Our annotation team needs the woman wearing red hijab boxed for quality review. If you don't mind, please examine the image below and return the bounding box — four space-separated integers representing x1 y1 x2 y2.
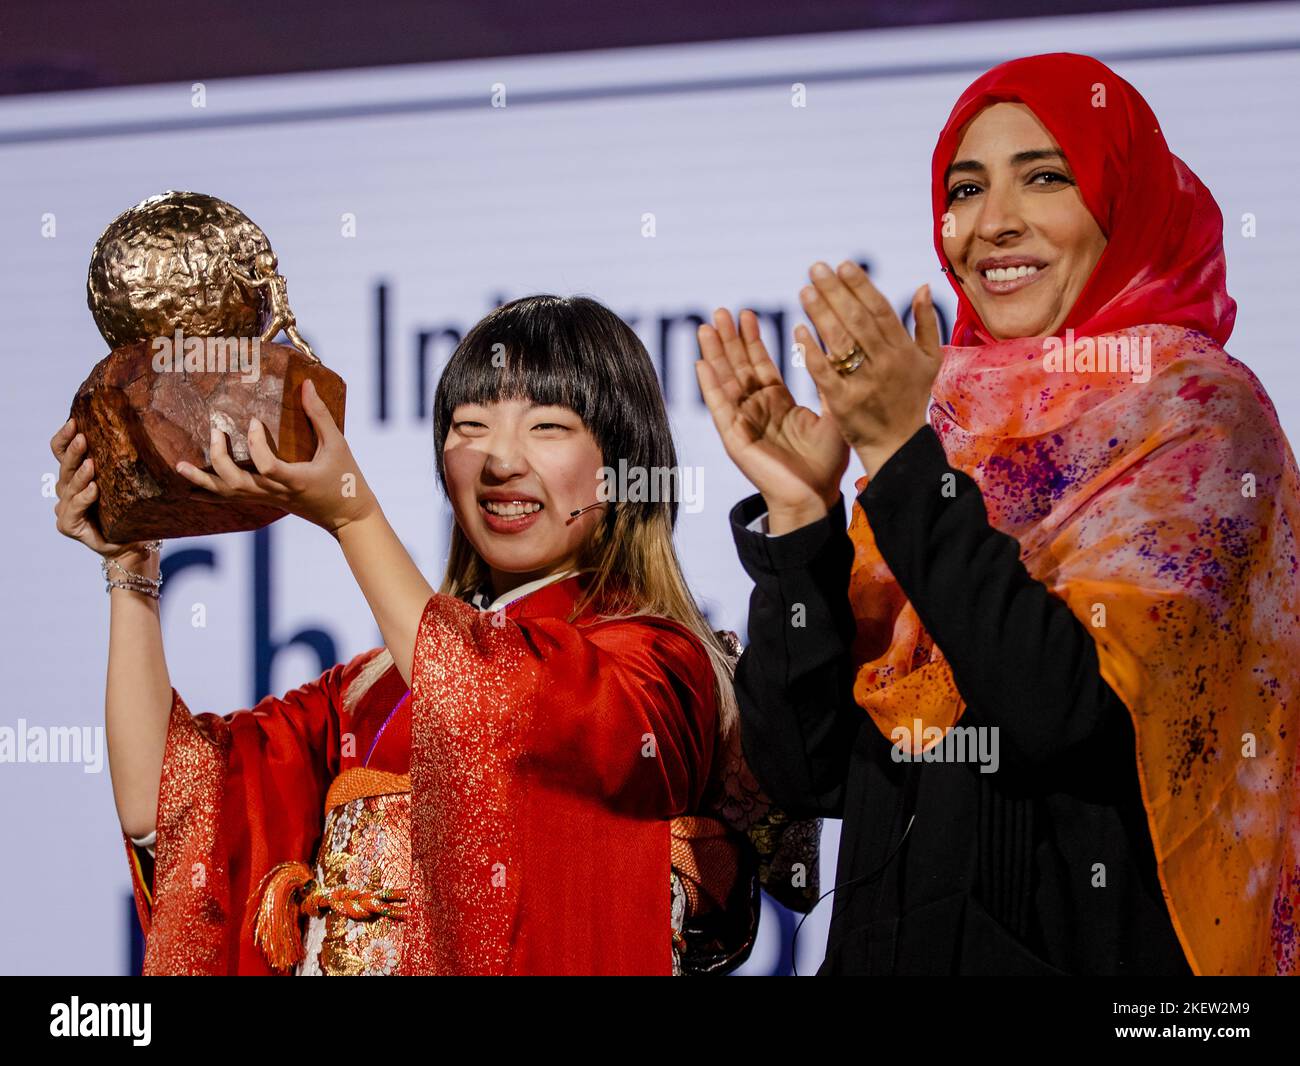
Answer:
698 53 1300 975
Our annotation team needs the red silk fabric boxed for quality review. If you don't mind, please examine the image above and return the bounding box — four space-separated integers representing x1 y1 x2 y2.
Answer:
124 575 717 975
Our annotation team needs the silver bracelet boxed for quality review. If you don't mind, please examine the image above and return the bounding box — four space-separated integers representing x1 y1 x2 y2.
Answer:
102 542 164 598
105 579 160 599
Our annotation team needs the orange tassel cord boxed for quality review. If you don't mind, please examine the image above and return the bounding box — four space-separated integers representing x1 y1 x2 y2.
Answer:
251 860 408 972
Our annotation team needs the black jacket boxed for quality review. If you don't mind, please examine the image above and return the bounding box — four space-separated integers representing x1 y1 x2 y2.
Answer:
730 425 1191 975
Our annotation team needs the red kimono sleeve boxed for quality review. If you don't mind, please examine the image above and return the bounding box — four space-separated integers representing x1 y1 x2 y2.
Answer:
406 594 717 974
514 614 717 814
122 647 385 975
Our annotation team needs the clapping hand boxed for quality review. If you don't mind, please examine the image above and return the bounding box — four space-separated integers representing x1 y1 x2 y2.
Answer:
796 260 943 477
696 308 849 534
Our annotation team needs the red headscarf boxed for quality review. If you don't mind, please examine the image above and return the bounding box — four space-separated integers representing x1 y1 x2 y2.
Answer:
929 52 1237 347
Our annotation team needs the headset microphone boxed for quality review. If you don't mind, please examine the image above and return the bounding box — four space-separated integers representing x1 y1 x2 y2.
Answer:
566 501 609 524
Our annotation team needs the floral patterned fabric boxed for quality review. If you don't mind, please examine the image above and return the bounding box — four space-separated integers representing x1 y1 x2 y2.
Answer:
296 790 410 976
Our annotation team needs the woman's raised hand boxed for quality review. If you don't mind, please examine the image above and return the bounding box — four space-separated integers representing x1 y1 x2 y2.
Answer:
51 418 140 559
174 378 376 536
797 260 943 477
696 308 849 532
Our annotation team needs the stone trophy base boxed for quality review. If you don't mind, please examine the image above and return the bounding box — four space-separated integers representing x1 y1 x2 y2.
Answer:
70 339 346 543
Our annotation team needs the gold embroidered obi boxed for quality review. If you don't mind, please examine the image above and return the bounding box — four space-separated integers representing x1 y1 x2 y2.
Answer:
296 768 412 976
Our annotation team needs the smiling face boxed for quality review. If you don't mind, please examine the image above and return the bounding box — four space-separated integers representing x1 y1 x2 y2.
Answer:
442 397 607 598
941 102 1107 340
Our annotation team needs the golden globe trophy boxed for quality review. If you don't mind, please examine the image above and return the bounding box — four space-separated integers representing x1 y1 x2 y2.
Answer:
71 190 346 542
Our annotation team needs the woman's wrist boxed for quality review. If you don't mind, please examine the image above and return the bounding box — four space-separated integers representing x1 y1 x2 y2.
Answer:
105 541 160 567
102 542 162 596
765 488 839 535
322 471 382 537
329 491 382 539
854 423 927 479
114 554 161 580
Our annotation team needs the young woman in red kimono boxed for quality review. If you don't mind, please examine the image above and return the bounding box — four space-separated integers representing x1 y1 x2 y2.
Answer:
53 294 818 975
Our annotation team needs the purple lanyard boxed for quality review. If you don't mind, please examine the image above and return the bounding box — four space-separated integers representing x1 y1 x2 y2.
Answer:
363 689 410 768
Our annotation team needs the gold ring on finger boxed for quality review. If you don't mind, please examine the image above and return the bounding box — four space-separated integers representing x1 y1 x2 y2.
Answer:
830 344 866 376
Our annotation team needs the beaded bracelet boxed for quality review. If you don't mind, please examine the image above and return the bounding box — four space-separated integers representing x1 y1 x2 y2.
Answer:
102 540 164 599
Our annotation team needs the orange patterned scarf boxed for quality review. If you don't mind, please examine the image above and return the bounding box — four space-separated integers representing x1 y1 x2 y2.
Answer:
848 323 1300 975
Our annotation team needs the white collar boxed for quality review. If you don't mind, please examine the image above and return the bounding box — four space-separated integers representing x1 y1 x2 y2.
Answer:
472 569 580 613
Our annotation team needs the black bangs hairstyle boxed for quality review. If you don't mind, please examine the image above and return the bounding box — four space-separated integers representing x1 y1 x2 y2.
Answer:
429 293 740 738
433 293 680 527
